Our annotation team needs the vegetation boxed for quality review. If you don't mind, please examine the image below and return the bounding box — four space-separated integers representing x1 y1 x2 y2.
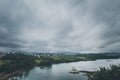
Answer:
0 52 120 78
0 54 36 75
76 53 120 60
89 65 120 80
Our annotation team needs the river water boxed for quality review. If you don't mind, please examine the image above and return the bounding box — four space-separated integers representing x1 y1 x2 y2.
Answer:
9 58 120 80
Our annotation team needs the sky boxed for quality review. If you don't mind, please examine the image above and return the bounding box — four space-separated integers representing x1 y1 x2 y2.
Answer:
0 0 120 53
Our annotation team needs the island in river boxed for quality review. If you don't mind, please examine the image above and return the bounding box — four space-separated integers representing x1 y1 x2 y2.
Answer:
0 52 120 80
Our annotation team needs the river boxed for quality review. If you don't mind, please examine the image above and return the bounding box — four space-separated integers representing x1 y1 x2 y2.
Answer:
9 58 120 80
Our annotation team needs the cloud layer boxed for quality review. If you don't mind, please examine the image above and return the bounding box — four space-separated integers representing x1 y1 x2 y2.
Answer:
0 0 120 53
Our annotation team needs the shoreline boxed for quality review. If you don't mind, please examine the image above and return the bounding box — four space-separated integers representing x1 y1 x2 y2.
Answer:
0 58 119 80
0 70 23 80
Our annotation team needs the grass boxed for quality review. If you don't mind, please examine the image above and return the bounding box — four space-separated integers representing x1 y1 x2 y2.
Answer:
35 59 41 64
0 60 12 66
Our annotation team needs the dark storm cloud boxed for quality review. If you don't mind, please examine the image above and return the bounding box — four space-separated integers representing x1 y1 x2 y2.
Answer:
0 0 120 53
0 0 29 50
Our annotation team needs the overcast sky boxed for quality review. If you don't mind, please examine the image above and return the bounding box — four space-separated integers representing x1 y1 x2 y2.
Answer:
0 0 120 53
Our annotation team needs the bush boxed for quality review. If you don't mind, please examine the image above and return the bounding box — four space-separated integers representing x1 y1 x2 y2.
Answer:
89 65 120 80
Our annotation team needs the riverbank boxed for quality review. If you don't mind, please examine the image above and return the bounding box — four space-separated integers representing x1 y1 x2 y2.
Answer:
0 53 120 79
1 58 120 80
0 70 23 80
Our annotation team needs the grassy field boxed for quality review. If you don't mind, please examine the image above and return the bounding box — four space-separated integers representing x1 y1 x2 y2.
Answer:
0 60 12 66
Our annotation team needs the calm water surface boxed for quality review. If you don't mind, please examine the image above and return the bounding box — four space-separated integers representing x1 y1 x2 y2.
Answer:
9 58 120 80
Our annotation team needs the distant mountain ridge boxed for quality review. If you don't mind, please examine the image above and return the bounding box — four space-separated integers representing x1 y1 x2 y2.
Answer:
0 50 120 55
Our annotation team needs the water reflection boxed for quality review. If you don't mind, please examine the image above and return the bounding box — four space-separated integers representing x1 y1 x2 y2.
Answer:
9 69 31 80
9 59 120 80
